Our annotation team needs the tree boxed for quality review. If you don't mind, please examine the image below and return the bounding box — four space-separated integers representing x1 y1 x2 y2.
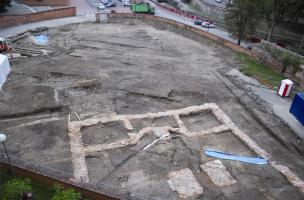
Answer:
224 0 265 46
265 0 304 42
299 33 304 50
286 0 304 23
265 0 289 41
286 0 304 50
0 0 11 13
282 53 293 73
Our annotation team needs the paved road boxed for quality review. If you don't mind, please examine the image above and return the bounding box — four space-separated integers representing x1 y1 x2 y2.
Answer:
0 1 34 15
86 0 123 9
67 0 100 20
153 4 252 48
83 0 131 15
203 0 230 9
69 0 93 10
0 16 91 38
86 0 102 7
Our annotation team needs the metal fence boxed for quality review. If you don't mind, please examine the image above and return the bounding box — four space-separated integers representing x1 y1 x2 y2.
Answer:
0 153 154 200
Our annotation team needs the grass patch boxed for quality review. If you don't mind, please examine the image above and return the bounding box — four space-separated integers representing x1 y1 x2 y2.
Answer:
238 53 286 88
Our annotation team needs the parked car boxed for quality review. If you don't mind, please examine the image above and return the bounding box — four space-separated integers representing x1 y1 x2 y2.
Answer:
106 2 116 7
122 1 131 6
194 20 203 25
101 0 111 5
98 3 105 10
202 22 215 28
247 36 261 43
276 42 285 48
215 0 222 3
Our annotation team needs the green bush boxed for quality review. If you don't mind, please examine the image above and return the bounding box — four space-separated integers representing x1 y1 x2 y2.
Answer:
282 53 293 73
263 43 282 59
0 168 13 186
1 178 32 200
282 53 302 75
52 184 81 200
290 58 302 76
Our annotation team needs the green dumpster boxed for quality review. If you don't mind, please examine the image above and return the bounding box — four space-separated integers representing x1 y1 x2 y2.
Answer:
131 3 155 14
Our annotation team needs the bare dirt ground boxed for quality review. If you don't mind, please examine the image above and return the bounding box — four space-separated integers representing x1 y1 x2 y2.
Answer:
1 20 304 199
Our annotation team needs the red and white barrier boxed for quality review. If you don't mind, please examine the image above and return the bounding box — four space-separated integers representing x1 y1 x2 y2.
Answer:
150 0 202 22
278 79 293 97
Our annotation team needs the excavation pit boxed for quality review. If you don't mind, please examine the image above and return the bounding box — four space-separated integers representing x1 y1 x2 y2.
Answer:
0 20 303 200
180 111 221 132
82 121 129 146
131 116 178 132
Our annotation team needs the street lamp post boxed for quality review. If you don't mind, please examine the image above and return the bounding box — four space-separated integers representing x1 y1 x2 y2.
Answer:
0 133 15 176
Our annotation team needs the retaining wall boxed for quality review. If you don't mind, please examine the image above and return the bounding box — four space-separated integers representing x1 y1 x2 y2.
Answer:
252 40 304 87
0 155 133 200
0 7 76 29
105 13 249 55
0 162 115 200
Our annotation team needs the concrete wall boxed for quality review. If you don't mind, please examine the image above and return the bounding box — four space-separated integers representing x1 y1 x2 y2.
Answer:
20 0 70 6
259 40 304 60
0 7 76 29
252 40 304 87
0 160 123 200
191 0 226 20
105 13 249 55
105 14 303 87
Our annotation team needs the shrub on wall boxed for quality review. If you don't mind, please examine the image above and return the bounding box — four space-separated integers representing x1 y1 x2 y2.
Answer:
0 169 13 186
1 178 32 200
282 53 303 75
52 184 82 200
282 53 293 73
290 58 302 76
263 43 282 59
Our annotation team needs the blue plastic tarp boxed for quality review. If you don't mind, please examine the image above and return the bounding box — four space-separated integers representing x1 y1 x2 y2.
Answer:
33 35 48 45
204 149 268 165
